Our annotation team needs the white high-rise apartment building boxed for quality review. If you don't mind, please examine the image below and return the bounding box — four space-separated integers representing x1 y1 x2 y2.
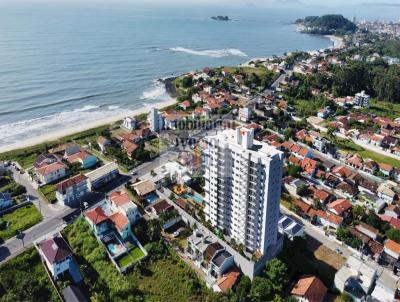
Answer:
149 108 163 132
204 127 283 255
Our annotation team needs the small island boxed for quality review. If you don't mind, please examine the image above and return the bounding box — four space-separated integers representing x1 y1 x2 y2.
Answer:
295 14 357 35
211 16 231 21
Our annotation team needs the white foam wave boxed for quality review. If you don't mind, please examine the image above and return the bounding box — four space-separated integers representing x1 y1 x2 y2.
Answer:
73 105 100 112
108 105 120 110
0 106 126 148
140 81 171 101
169 47 248 58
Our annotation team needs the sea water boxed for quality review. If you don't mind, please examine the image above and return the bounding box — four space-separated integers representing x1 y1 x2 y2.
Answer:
0 1 397 147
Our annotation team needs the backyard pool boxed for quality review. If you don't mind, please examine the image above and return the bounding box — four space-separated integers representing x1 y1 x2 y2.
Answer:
183 193 203 204
107 243 125 256
145 193 159 204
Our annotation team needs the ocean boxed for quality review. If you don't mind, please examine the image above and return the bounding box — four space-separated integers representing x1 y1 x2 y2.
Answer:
0 2 397 148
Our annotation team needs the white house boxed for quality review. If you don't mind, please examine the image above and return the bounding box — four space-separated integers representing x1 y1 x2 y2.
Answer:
108 191 141 224
37 234 73 280
56 174 89 207
36 162 68 185
334 256 377 300
377 182 397 204
278 215 305 240
122 117 138 131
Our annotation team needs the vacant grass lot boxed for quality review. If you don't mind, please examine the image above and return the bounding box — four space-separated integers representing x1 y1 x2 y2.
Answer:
362 99 400 119
0 248 60 302
335 138 400 168
221 66 270 77
0 204 42 243
38 184 57 204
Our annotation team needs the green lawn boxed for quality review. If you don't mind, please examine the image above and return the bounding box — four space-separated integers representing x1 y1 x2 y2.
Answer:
0 248 61 302
0 124 110 169
221 66 270 77
38 184 57 204
117 246 146 268
334 138 400 168
0 204 42 242
63 218 215 302
361 99 400 119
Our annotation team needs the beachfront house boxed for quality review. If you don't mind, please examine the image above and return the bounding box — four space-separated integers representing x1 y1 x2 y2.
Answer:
66 151 97 169
36 161 69 185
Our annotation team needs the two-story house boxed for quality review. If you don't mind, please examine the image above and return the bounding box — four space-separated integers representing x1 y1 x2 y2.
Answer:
56 174 89 207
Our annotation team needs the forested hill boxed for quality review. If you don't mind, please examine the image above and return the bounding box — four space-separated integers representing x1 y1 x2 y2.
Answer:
296 15 357 35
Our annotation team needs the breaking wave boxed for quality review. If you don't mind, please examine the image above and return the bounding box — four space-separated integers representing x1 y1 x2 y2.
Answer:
169 47 248 58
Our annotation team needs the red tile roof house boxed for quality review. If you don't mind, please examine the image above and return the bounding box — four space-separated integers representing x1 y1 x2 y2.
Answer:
384 239 400 261
355 222 379 241
66 150 98 169
37 233 74 280
291 276 327 302
180 100 191 110
327 199 352 217
310 187 333 204
85 200 131 240
346 154 363 169
122 140 139 159
332 165 353 180
336 181 359 199
314 210 343 229
36 161 69 185
379 163 394 177
56 174 89 207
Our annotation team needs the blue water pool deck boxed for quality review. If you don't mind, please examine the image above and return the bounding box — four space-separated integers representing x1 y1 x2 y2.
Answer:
183 193 203 204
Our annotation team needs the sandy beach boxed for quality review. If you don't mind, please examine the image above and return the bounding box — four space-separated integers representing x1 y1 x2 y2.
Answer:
0 98 177 153
326 35 345 49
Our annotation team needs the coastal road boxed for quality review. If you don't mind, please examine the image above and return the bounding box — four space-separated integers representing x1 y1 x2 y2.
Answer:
10 165 69 219
0 207 76 264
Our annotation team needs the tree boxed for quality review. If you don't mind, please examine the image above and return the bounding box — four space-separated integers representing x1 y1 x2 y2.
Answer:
250 277 274 302
264 259 288 292
287 164 302 178
386 228 400 244
181 76 193 88
284 128 295 141
352 205 366 221
313 199 322 210
296 184 309 197
234 275 251 302
373 65 400 103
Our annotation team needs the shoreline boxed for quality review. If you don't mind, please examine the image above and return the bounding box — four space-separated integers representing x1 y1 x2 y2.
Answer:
0 98 177 154
325 35 344 49
0 29 337 155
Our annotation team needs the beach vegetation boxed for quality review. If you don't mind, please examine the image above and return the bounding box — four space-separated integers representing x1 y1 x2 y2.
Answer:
62 217 216 302
0 248 61 302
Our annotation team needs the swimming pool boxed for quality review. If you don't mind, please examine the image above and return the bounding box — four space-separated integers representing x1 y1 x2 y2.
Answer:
183 193 203 204
146 193 159 204
107 243 124 256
